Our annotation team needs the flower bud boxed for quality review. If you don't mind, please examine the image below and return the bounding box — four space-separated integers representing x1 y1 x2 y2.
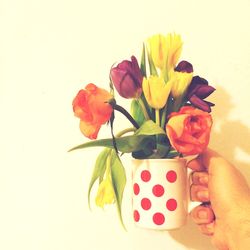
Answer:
187 76 216 112
142 76 172 109
110 56 143 99
175 60 193 73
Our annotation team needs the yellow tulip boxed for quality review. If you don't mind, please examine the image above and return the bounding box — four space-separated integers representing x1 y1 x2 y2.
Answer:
95 178 115 208
142 76 172 109
148 34 167 69
165 33 182 71
170 70 193 99
148 33 183 71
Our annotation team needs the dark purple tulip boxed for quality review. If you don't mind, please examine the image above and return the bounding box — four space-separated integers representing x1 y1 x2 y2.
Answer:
110 56 143 99
187 76 216 112
175 60 193 73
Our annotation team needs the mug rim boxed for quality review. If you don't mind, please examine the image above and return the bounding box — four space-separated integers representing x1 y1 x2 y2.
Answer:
131 157 187 163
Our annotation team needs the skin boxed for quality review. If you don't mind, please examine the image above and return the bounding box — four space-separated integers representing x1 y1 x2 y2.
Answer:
188 149 250 250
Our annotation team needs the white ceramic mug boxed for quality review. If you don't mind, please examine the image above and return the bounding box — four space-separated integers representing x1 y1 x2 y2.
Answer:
132 158 197 230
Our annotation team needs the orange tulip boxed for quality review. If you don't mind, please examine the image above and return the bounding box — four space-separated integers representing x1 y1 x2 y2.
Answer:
166 106 212 155
72 83 113 139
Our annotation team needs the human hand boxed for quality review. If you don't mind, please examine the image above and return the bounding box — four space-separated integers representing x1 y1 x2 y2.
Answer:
188 149 250 250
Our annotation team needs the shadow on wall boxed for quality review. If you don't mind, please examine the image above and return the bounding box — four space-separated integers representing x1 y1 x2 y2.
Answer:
169 85 250 250
209 85 250 180
169 219 215 250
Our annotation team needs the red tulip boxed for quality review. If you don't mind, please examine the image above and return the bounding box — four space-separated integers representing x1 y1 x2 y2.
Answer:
187 76 216 112
73 83 113 139
166 106 212 155
110 56 143 99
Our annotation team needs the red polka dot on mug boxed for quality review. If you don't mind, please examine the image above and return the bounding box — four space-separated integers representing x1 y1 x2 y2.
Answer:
153 212 165 225
152 184 165 197
133 183 140 195
166 198 177 211
141 170 151 182
141 198 151 210
166 170 177 183
134 210 140 222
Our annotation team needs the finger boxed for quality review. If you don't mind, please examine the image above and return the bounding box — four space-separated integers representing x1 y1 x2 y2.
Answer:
190 184 210 202
187 148 224 172
198 222 215 236
202 149 249 192
190 205 215 225
192 172 209 186
187 156 206 171
200 148 221 167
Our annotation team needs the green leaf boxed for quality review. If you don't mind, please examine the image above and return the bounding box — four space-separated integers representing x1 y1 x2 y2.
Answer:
135 120 165 136
166 150 179 158
132 133 170 159
146 46 158 76
87 148 111 209
68 120 165 153
140 93 153 119
132 147 155 159
140 43 147 77
148 143 170 159
69 135 155 153
110 152 127 230
130 99 145 126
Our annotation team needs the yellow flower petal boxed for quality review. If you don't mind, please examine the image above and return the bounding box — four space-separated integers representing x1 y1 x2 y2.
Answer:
142 76 172 109
147 33 183 71
148 34 167 69
165 33 183 71
95 178 115 208
166 114 190 137
170 70 193 99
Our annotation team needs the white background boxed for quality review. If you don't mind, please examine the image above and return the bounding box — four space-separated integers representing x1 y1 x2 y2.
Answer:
1 0 250 249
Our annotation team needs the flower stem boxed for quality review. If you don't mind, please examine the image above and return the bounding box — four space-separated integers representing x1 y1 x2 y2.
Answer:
173 97 183 112
115 127 137 137
155 109 160 126
138 98 150 120
110 102 140 129
160 105 168 129
105 151 112 177
161 97 173 129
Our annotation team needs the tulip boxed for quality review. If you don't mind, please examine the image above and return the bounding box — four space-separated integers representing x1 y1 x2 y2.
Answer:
148 33 182 71
72 83 113 139
165 33 183 71
147 34 167 69
110 56 143 99
142 76 172 109
166 106 212 155
187 76 215 112
175 60 193 73
170 72 193 99
170 61 193 99
95 178 115 208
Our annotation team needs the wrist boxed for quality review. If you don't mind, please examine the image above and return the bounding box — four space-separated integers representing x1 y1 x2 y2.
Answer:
229 201 250 250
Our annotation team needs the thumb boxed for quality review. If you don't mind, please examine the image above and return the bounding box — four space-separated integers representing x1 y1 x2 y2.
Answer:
190 149 250 200
187 149 229 173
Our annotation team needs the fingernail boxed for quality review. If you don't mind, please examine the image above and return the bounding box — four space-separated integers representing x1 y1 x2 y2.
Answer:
197 190 209 200
206 223 214 231
199 176 208 184
198 210 208 219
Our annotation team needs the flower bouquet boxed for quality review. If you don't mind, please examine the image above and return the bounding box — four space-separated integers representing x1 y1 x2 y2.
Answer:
70 33 215 229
